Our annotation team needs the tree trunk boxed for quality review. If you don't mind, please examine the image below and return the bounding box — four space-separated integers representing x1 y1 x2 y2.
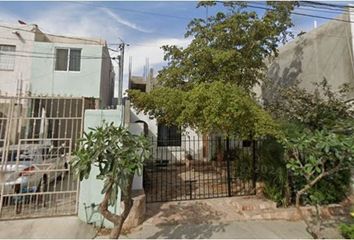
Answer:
99 176 134 239
295 174 326 239
109 177 134 239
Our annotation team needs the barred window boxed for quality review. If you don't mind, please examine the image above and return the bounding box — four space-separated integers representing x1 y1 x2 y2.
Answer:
157 124 181 147
55 48 81 71
0 45 15 70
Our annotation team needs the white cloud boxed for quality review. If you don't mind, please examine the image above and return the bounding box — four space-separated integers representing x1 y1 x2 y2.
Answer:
101 8 151 34
28 5 123 42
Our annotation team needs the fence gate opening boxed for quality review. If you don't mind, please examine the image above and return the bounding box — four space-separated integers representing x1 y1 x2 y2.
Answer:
0 96 94 219
143 136 258 203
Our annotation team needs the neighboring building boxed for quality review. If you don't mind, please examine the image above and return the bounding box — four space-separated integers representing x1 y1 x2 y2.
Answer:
265 12 354 104
0 22 114 108
125 67 204 161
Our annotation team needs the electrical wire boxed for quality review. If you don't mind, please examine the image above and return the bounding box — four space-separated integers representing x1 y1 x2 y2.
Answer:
247 4 354 24
0 52 115 60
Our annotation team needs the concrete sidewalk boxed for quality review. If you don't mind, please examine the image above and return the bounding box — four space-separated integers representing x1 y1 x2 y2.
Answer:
0 216 96 239
98 220 313 239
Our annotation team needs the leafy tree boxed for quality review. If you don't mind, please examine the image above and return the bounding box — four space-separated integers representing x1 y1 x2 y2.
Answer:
71 123 151 239
157 1 297 92
128 1 298 138
129 81 281 138
266 79 354 131
284 129 354 238
265 81 354 238
284 130 354 208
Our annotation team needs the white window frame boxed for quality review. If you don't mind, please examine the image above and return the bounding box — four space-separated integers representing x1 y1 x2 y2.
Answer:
0 44 16 71
54 47 82 72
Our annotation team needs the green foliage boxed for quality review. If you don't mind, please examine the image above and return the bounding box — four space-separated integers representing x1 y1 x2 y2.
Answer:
230 148 254 181
340 223 354 239
129 2 297 141
259 138 289 206
157 1 297 92
284 128 354 207
267 79 354 131
70 122 151 206
284 129 354 181
306 169 351 205
129 82 281 139
262 79 354 207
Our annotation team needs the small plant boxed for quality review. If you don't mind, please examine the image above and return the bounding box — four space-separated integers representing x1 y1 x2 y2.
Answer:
71 122 151 239
340 224 354 239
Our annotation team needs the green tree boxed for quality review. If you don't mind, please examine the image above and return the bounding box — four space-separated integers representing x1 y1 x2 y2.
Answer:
128 1 297 137
129 81 281 138
70 123 151 239
266 80 354 238
157 1 297 92
284 129 354 238
266 79 354 131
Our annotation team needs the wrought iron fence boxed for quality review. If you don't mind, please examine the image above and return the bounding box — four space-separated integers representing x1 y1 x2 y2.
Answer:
143 136 259 202
0 95 95 219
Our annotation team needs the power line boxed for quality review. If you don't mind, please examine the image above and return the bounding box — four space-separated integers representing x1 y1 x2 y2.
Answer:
247 4 354 24
302 1 351 10
0 52 115 60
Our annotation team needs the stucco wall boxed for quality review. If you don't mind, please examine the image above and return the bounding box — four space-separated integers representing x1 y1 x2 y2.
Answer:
99 47 114 108
78 108 123 228
130 109 203 161
30 42 103 98
265 13 354 102
0 25 35 96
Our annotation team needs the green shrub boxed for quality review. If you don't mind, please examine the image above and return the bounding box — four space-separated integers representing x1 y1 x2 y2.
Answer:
259 137 352 206
298 169 351 205
340 223 354 239
259 138 289 206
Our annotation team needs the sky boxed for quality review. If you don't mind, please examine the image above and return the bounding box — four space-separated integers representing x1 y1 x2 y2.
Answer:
0 1 352 96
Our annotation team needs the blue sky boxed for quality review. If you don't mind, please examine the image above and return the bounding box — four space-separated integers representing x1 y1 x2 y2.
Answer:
0 1 352 93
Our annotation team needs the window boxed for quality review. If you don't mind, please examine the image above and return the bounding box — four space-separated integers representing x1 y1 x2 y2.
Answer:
0 45 15 70
157 124 181 146
55 48 81 71
69 49 81 71
131 83 146 92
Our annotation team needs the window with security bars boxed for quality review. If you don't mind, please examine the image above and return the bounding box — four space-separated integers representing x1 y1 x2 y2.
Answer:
55 48 81 71
157 124 181 146
0 45 16 70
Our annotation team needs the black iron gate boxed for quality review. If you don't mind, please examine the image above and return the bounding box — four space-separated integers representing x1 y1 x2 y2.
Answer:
143 136 258 202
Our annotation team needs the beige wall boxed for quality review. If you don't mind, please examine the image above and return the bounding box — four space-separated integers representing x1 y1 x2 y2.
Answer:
265 13 354 103
99 46 114 108
0 24 36 96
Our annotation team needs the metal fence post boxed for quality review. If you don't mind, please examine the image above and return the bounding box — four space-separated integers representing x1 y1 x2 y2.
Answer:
252 140 257 193
226 137 232 197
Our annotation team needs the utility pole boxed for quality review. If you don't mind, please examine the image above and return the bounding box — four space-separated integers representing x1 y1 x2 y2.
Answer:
117 41 126 106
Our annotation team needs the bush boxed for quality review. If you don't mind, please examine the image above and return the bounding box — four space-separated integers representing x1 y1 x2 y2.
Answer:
306 169 351 205
258 138 289 206
259 137 352 206
340 223 354 239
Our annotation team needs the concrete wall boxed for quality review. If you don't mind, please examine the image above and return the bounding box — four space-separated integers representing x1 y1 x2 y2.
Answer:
265 13 354 102
99 47 114 108
78 107 144 228
78 108 123 228
31 42 103 98
0 24 36 96
130 108 204 161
